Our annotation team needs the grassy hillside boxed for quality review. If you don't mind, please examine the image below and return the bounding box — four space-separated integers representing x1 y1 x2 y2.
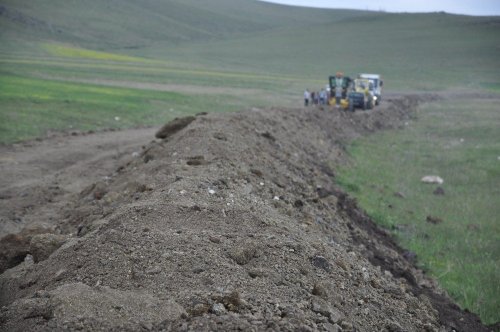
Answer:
337 97 500 324
2 1 499 90
0 0 370 52
149 12 500 90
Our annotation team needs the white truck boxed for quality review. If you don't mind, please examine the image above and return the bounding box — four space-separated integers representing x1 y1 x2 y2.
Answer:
358 74 383 105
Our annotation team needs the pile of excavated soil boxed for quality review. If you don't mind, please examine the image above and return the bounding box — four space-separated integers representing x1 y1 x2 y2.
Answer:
0 96 488 331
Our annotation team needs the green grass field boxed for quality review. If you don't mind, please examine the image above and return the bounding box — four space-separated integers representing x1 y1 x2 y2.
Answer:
1 2 499 144
0 44 308 143
0 73 210 141
0 0 499 325
337 98 500 324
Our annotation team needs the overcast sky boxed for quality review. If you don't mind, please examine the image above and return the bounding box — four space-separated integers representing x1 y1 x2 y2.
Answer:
259 0 500 16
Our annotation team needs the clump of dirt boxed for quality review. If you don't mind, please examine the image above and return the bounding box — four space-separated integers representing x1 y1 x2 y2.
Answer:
0 96 489 331
0 226 54 272
155 116 196 139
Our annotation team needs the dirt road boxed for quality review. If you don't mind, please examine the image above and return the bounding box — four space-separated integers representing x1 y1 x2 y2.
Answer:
0 96 488 331
0 127 155 237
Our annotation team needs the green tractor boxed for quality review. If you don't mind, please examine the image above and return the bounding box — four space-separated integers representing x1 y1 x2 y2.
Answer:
328 72 352 107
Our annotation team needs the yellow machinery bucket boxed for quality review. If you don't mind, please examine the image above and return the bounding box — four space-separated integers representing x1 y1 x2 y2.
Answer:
329 98 349 109
340 99 349 109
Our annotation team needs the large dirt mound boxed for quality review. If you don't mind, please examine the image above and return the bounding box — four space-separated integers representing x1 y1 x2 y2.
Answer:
0 96 488 331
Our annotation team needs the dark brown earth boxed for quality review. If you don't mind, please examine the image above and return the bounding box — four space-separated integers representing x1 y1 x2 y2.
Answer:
0 95 490 331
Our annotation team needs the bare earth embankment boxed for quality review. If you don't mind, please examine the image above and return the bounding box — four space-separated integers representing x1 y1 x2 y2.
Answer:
0 96 489 331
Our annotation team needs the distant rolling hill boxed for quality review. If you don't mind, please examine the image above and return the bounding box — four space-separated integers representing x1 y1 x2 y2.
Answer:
1 0 499 91
0 0 372 51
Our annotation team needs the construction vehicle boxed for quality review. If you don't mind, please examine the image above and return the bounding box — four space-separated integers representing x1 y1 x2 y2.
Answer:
328 72 352 106
358 73 383 105
328 72 381 111
347 78 375 111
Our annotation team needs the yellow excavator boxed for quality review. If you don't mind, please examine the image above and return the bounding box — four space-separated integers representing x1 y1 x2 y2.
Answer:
328 72 375 111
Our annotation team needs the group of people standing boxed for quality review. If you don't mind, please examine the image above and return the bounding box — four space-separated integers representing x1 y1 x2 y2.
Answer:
303 88 329 106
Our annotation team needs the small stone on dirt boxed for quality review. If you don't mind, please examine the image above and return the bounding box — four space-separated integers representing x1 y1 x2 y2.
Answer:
260 131 276 141
311 298 344 323
248 268 265 278
146 267 162 275
294 199 304 208
189 301 210 317
211 303 227 315
187 155 208 166
213 132 227 141
335 259 350 272
143 154 154 163
222 290 243 311
77 224 88 237
250 168 263 177
230 243 257 265
312 282 329 298
311 255 331 272
208 236 221 243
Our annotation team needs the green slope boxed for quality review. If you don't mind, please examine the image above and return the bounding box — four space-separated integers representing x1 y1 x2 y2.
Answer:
148 12 500 89
0 0 372 52
2 0 499 90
